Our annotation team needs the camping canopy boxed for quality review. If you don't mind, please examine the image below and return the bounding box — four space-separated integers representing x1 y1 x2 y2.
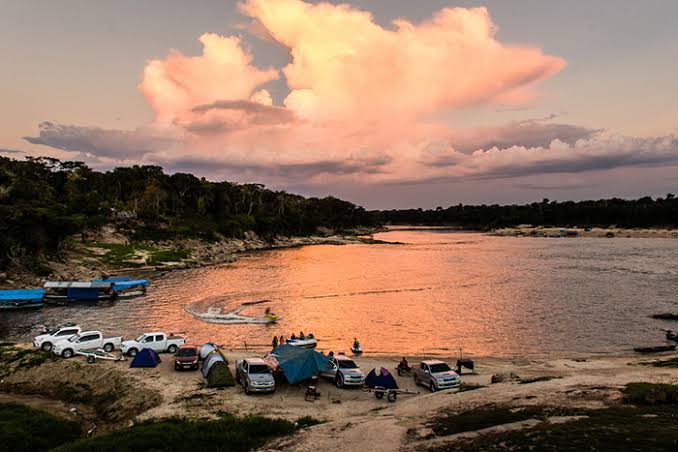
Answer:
130 348 161 368
365 367 398 389
269 344 333 384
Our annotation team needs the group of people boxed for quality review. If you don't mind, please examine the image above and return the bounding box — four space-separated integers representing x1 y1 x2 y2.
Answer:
271 331 315 349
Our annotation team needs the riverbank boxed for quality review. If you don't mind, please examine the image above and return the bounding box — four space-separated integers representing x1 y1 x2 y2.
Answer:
0 227 385 290
2 343 677 450
489 225 678 238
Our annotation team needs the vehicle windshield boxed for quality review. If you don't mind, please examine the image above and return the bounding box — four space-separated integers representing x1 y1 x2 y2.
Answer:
176 348 197 357
136 335 145 342
68 335 81 342
249 364 271 374
429 363 452 373
338 360 358 369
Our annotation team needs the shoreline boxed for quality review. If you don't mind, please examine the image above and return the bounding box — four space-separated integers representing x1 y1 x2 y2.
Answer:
488 225 678 238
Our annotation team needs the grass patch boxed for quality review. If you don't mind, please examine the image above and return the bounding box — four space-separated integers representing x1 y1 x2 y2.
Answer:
429 406 678 451
623 382 678 405
519 376 561 384
0 402 81 452
146 248 191 265
428 405 575 437
0 344 55 378
55 413 296 452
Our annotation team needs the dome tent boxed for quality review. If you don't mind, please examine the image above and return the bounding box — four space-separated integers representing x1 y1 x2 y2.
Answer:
365 367 398 389
206 361 235 388
130 348 161 368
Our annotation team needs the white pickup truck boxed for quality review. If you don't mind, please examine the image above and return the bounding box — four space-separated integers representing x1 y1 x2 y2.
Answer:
320 354 365 388
52 331 123 358
120 332 186 357
33 324 82 352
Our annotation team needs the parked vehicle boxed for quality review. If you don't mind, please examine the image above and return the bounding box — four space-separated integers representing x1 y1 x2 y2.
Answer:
120 332 186 357
320 354 365 388
174 345 199 370
235 358 276 394
52 331 123 358
33 324 82 352
413 360 461 392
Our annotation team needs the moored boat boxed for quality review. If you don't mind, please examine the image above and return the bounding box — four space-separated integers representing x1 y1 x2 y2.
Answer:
287 337 318 348
0 289 45 310
43 281 116 302
95 277 149 298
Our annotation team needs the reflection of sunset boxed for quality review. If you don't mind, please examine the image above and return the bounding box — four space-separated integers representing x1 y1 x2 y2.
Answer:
2 231 677 358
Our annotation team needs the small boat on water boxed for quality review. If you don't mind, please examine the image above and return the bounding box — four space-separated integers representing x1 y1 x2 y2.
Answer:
0 289 46 310
186 304 280 325
351 345 363 355
43 281 116 302
287 337 317 348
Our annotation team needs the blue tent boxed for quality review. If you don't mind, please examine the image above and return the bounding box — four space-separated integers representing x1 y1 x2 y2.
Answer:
269 344 333 384
365 367 398 389
130 348 161 368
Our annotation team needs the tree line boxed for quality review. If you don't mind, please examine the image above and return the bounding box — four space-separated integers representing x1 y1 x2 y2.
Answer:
373 196 678 229
0 157 376 268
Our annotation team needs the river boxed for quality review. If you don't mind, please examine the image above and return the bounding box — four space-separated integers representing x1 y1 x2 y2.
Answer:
2 229 677 357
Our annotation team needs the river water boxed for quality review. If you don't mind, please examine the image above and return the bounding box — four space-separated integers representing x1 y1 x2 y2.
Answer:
2 229 677 357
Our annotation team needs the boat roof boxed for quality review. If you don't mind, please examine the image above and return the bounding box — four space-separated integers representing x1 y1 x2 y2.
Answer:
112 279 149 289
44 281 113 289
93 277 130 283
0 289 45 301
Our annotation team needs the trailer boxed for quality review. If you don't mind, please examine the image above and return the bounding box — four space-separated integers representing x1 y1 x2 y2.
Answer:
363 386 418 402
75 348 126 364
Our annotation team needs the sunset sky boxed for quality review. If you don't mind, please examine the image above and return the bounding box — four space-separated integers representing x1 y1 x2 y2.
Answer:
1 0 677 208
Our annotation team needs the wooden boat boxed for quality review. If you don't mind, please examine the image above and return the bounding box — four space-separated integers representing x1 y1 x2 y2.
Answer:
95 278 149 298
0 289 45 310
633 345 677 354
43 281 116 302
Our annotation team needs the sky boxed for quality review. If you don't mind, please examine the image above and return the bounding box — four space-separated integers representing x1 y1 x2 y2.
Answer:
1 0 677 209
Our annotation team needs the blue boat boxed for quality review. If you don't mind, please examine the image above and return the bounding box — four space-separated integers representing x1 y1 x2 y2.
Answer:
0 289 46 310
43 281 115 302
95 277 149 298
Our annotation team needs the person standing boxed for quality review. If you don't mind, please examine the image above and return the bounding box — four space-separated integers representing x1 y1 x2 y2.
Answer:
272 335 279 349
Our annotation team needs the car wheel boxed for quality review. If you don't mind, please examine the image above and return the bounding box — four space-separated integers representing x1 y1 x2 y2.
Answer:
87 355 96 364
41 342 53 352
168 344 178 354
387 391 397 402
375 391 384 399
430 381 437 393
335 375 344 388
127 348 138 357
62 349 74 359
103 343 114 352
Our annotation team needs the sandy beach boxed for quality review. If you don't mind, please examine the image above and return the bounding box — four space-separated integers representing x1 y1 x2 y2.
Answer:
2 344 677 451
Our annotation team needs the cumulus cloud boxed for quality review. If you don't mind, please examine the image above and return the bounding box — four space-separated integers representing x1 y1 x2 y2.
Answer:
240 0 565 121
138 33 279 124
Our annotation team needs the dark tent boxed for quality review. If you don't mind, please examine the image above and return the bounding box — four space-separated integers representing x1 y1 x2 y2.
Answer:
269 344 333 384
130 348 161 368
201 350 228 378
206 361 235 388
365 367 398 389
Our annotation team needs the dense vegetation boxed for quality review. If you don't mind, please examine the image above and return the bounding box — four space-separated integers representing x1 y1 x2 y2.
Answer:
0 157 375 269
0 403 81 452
57 413 296 452
375 196 678 229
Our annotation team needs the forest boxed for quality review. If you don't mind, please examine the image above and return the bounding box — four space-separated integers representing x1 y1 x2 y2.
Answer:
374 196 678 229
0 157 375 268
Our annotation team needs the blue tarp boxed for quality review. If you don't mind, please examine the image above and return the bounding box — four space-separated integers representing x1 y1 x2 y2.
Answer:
365 367 398 389
270 344 333 384
0 289 45 301
130 348 161 368
94 277 131 283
